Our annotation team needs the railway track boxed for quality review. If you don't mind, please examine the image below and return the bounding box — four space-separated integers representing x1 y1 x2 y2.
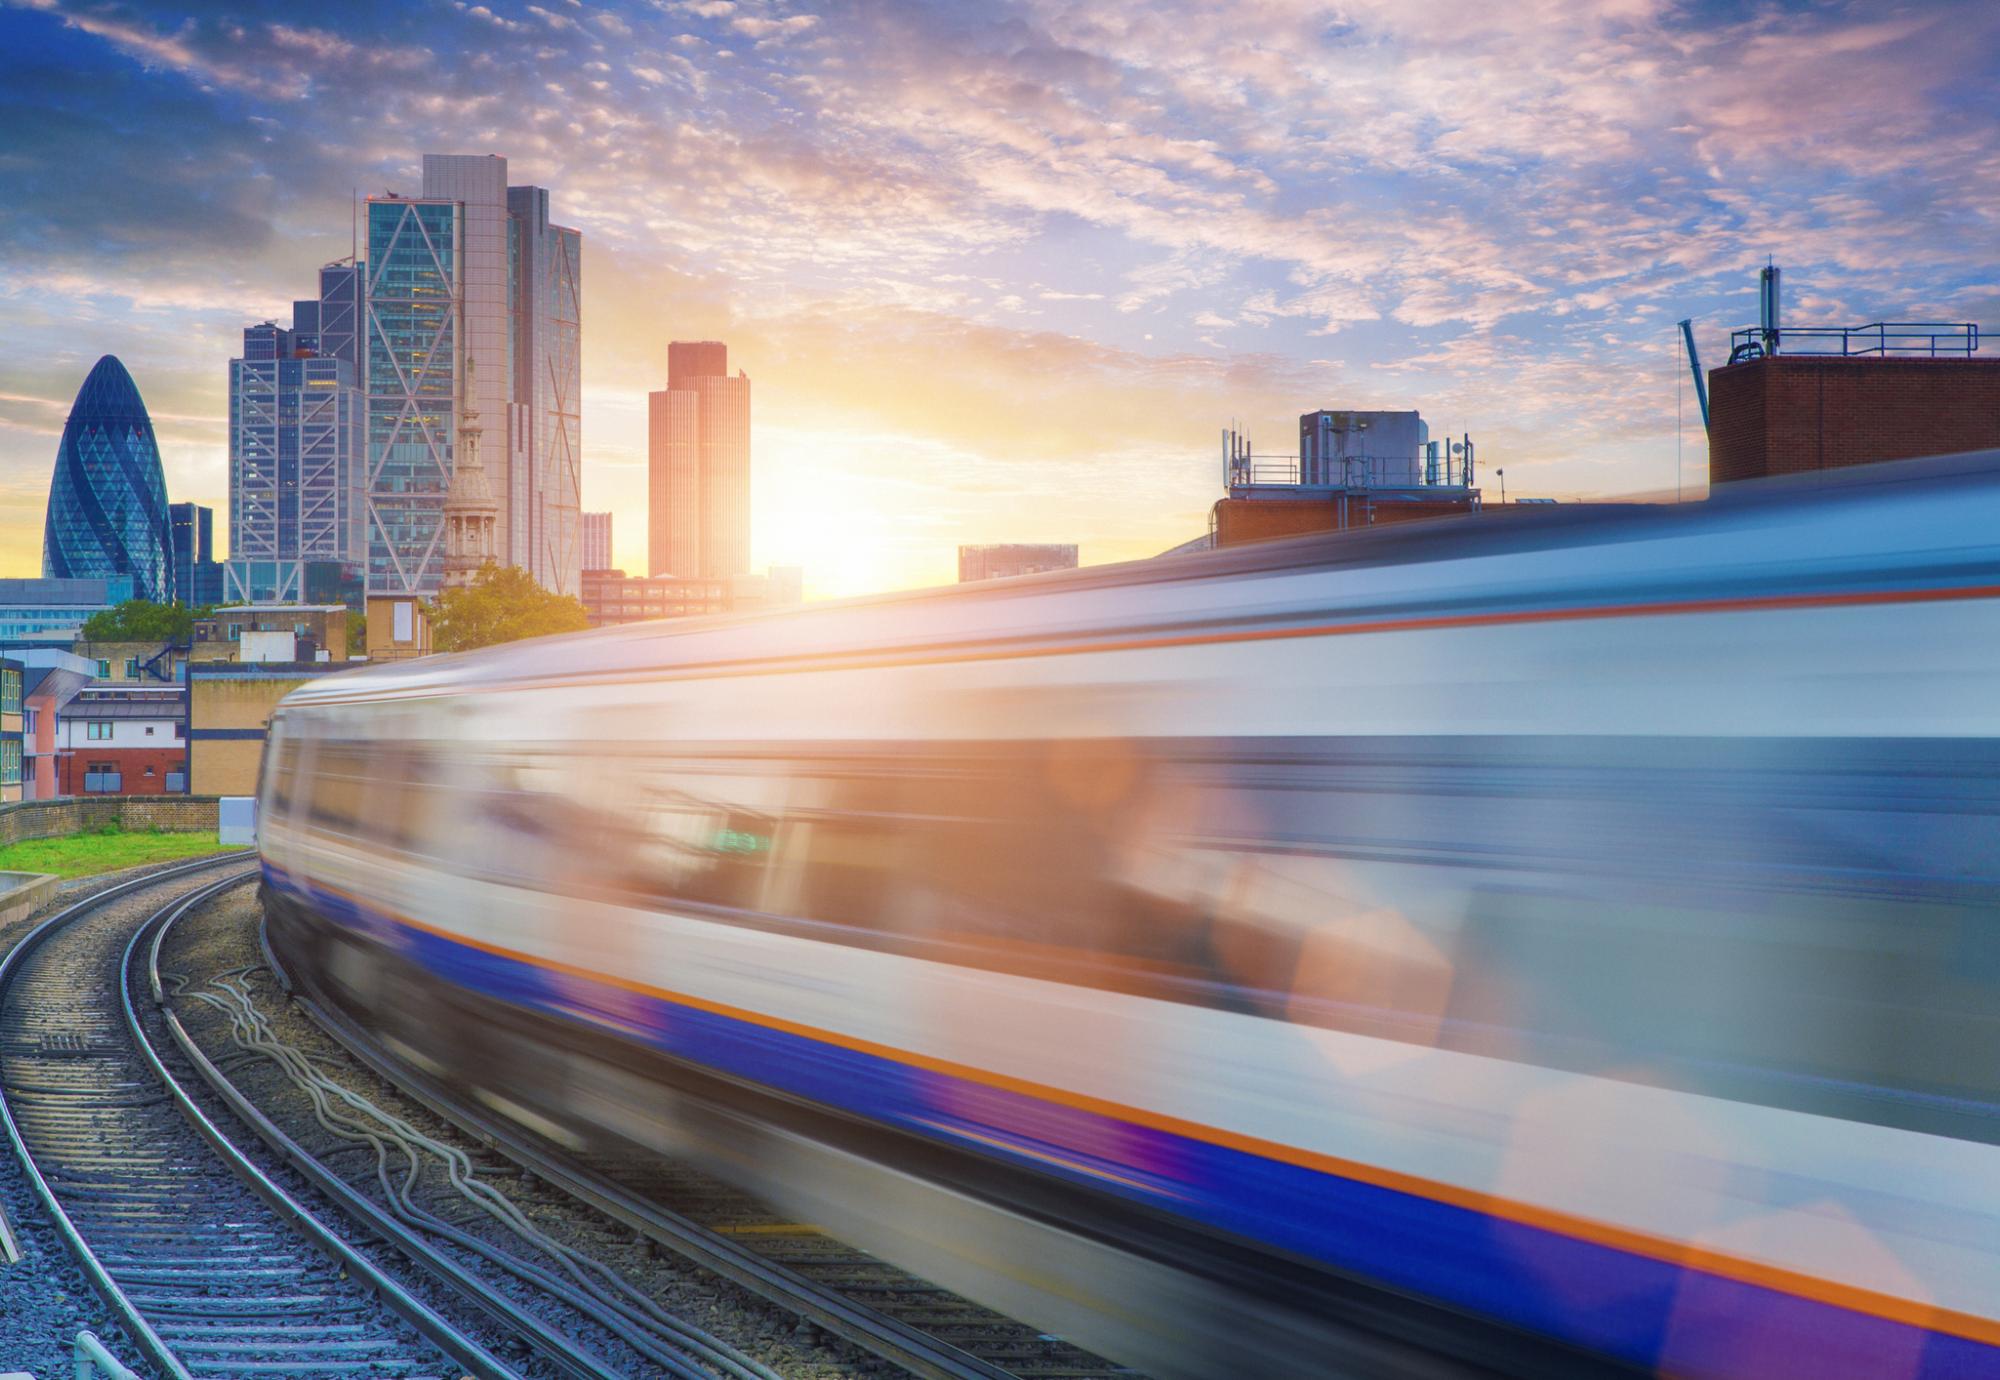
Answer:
152 880 797 1380
0 856 1143 1380
0 857 505 1380
258 928 1140 1380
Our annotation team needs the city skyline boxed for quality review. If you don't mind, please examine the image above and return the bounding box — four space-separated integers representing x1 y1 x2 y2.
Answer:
2 0 1997 597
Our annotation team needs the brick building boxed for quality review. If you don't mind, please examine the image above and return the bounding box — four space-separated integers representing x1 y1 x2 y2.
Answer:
1211 493 1482 547
958 544 1079 582
18 651 94 801
188 661 351 796
56 684 187 795
70 639 183 684
580 567 802 628
1709 355 2000 485
1 659 20 804
1208 409 1482 549
192 605 351 662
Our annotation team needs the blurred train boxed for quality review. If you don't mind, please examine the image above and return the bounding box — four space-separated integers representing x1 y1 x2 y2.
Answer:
259 453 2000 1379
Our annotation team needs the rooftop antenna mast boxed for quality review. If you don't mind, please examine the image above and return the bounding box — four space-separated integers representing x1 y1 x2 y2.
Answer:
1677 318 1710 432
1760 260 1782 356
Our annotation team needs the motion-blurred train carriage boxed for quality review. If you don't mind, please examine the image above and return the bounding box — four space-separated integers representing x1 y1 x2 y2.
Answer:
260 453 2000 1378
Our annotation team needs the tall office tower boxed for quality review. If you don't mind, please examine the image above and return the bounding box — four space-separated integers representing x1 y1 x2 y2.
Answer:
363 191 458 596
648 341 751 579
43 355 173 602
225 319 366 604
168 502 223 606
668 340 727 384
289 263 363 371
508 183 582 595
362 156 582 598
648 387 700 577
581 511 613 571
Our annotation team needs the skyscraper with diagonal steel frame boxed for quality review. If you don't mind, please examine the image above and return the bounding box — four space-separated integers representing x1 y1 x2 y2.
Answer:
360 154 581 598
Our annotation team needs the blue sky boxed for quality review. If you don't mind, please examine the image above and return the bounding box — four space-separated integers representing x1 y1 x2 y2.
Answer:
1 0 1995 592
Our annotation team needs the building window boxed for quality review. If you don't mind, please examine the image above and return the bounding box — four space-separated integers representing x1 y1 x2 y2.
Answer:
0 741 18 787
96 660 111 677
0 668 18 715
86 721 113 741
145 725 155 736
124 657 140 679
83 762 119 793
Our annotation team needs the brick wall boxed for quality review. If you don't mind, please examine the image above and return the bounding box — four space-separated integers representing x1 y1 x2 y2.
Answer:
1710 356 2000 484
1212 495 1481 547
0 796 221 846
59 747 188 796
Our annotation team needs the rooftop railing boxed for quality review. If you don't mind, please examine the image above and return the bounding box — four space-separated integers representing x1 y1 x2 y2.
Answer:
1228 453 1475 491
1729 322 1981 362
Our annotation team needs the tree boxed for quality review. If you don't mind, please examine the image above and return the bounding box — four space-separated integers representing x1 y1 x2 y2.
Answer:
426 562 590 652
346 610 368 658
79 599 198 643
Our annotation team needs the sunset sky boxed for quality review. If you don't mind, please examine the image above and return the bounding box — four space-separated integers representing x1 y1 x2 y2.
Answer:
1 0 1995 596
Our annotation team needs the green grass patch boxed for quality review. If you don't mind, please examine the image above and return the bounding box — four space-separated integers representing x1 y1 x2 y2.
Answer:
0 825 247 879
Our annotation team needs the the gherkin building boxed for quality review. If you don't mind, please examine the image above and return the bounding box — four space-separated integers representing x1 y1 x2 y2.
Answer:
43 354 173 602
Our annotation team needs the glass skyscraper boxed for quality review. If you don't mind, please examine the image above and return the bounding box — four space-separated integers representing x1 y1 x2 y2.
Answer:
224 278 367 605
363 194 459 596
362 155 582 598
43 355 173 603
508 183 583 595
168 502 223 606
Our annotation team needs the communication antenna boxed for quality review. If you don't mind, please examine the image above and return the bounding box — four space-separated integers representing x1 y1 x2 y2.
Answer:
1759 261 1782 356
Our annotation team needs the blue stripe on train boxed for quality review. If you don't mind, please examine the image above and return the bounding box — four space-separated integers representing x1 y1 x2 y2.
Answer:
269 863 1997 1377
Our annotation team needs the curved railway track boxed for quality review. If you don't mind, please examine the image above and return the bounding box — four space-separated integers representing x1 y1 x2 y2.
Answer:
258 918 1140 1380
0 857 505 1380
0 856 1149 1380
153 882 794 1380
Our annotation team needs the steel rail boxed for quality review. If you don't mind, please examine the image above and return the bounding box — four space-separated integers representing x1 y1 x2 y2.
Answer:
262 924 1037 1380
119 871 524 1380
0 852 267 1380
151 874 651 1380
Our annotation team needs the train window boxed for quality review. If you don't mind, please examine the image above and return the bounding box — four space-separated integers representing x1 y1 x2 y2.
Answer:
783 768 922 933
267 731 301 819
304 742 365 841
615 758 787 913
698 744 1232 998
390 752 445 859
421 752 613 893
353 740 423 851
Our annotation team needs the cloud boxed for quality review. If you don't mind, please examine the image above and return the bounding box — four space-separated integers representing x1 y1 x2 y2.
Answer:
730 13 815 40
0 0 1992 587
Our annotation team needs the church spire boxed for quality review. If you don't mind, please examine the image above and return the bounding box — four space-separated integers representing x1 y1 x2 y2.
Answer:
442 353 498 589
